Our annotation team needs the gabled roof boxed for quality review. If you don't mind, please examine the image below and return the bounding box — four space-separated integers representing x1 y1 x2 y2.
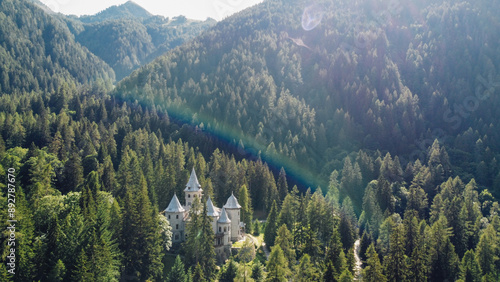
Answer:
206 196 219 217
223 192 241 209
165 194 185 213
218 208 231 224
184 168 202 192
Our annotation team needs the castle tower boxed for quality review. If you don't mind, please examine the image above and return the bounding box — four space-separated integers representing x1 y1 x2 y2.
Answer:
206 196 219 234
184 168 203 208
223 192 241 242
218 207 231 246
165 194 185 243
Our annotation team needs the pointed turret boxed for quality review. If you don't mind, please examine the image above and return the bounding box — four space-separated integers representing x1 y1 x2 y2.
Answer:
223 192 241 209
206 196 219 217
165 194 185 213
218 208 231 223
165 194 185 243
223 192 241 242
184 167 202 192
184 168 203 207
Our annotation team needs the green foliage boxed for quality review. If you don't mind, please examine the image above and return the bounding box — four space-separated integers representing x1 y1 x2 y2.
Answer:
266 246 290 282
167 255 187 282
264 200 279 247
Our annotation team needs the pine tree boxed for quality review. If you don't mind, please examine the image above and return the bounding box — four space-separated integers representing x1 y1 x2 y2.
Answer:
460 250 482 282
363 244 386 282
339 269 354 282
264 200 279 247
278 192 299 231
324 226 346 281
266 246 289 282
239 184 253 233
475 224 498 278
275 224 295 267
384 224 408 282
277 167 288 203
294 254 320 281
219 259 238 282
251 260 264 282
121 174 164 280
167 255 187 282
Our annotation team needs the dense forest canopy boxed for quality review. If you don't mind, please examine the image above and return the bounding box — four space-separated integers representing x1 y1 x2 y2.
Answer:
1 0 500 281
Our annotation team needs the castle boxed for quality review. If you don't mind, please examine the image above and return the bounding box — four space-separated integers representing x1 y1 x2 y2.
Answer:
164 168 243 254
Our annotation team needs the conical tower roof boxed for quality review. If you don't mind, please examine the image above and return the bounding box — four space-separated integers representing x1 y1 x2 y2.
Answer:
206 196 219 217
218 207 231 224
223 192 241 209
165 194 185 213
184 167 202 192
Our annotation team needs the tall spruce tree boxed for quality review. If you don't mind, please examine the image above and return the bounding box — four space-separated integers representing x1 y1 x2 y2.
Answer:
264 200 279 247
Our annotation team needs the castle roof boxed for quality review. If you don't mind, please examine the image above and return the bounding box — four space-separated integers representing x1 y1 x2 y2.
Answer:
184 168 202 192
165 194 185 213
223 192 241 209
218 208 231 224
206 196 219 217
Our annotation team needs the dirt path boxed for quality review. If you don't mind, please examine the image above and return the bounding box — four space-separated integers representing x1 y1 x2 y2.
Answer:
353 239 363 280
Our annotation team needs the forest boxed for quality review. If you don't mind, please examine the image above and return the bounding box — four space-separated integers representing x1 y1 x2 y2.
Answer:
1 0 500 281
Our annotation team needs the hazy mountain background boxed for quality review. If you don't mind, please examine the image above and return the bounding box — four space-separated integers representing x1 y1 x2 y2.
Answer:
2 0 500 281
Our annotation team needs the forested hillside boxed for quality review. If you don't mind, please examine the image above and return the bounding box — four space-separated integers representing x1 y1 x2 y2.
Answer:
0 0 115 94
116 0 500 193
2 0 500 281
63 1 216 80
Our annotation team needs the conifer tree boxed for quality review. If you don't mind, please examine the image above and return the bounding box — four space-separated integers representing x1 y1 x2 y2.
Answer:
219 259 238 282
278 192 299 231
167 255 187 282
363 244 386 282
277 167 288 203
460 250 482 282
294 254 320 281
384 224 408 282
239 184 253 233
251 260 264 282
266 246 289 282
475 224 498 278
264 200 279 247
275 224 295 267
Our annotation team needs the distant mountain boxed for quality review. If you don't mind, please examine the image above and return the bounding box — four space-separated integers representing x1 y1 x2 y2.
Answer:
115 0 500 189
61 2 216 80
78 1 153 23
0 0 115 94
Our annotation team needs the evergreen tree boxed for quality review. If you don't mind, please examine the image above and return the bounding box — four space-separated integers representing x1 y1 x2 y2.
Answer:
384 224 408 282
294 254 320 281
363 244 386 282
475 224 498 278
219 259 238 282
239 184 253 233
251 260 264 282
275 224 296 267
264 200 279 247
277 167 288 203
460 250 482 282
121 174 164 280
167 256 187 282
339 269 354 282
266 246 289 282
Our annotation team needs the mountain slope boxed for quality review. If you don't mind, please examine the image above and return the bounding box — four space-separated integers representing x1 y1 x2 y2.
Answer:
0 0 115 93
62 2 215 80
78 0 152 23
114 0 500 189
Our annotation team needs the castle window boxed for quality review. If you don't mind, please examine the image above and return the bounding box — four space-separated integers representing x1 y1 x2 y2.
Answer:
224 227 226 232
168 215 170 219
176 224 179 230
175 234 179 240
219 227 221 232
188 194 191 198
176 215 179 219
